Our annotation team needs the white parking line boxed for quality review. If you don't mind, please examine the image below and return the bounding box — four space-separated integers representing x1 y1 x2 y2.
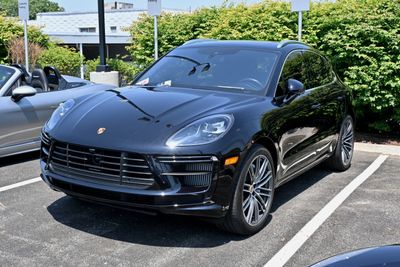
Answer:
264 154 388 267
0 177 42 193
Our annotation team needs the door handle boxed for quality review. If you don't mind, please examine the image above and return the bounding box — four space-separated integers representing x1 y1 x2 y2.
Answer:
311 103 321 109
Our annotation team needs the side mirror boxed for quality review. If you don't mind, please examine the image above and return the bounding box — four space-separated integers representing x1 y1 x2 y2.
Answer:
283 79 305 104
287 78 305 95
11 86 37 102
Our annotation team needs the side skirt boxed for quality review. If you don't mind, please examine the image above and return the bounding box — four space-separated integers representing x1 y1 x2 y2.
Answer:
276 153 332 188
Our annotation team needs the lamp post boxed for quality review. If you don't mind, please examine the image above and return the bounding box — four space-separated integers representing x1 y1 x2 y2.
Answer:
96 0 110 72
90 0 118 86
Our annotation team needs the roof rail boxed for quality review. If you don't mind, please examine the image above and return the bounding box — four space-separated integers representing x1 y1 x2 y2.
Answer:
277 40 307 49
183 39 216 46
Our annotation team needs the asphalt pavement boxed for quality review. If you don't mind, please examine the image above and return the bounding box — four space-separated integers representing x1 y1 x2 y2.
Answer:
0 150 398 266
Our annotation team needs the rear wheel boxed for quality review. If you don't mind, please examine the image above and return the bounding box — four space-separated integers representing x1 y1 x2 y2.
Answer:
218 145 275 235
326 115 354 171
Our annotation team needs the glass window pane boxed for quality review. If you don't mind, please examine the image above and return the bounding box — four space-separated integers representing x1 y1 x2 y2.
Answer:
136 46 278 94
303 51 333 88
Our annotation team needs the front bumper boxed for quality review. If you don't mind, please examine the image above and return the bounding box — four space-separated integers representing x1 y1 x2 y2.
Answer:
40 135 240 218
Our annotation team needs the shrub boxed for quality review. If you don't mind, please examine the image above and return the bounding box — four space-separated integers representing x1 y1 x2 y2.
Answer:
8 37 44 67
0 15 49 64
37 44 82 76
127 0 400 133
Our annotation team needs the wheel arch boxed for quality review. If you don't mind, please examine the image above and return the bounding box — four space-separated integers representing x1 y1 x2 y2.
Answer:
251 135 279 173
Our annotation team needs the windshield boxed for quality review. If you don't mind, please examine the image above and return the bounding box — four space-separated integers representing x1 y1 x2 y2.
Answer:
135 46 278 94
0 65 16 90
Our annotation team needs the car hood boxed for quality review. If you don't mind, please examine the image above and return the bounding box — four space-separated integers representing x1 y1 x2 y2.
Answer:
50 86 265 153
311 245 400 267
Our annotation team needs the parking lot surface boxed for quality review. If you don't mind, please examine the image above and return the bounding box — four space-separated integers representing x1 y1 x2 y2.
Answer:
0 150 398 266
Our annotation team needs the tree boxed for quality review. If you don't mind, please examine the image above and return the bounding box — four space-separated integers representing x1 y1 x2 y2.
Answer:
0 0 64 20
0 15 49 64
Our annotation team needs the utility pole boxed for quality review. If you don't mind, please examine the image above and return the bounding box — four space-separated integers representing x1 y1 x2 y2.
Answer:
148 0 161 60
153 15 158 60
18 0 29 70
291 0 310 42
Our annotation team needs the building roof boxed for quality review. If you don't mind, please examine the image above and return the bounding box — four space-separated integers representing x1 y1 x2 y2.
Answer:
45 32 130 44
30 8 186 45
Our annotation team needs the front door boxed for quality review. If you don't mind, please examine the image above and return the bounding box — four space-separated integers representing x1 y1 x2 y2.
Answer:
0 90 64 155
267 50 323 181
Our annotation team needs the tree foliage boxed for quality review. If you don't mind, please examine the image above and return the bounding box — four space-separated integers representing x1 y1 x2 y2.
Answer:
0 0 64 20
128 0 400 133
0 15 49 64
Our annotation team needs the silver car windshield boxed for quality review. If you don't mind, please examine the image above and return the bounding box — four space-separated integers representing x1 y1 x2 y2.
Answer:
0 66 16 90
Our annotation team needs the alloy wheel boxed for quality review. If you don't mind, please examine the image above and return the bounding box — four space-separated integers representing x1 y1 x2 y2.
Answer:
341 119 354 166
242 155 273 226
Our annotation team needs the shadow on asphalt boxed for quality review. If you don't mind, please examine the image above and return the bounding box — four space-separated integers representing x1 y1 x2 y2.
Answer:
47 196 246 247
0 151 40 168
46 164 332 247
271 165 332 212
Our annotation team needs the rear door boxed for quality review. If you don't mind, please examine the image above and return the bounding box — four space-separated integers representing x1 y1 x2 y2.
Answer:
302 51 342 158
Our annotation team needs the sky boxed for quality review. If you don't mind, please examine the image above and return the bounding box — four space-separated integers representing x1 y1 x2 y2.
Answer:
52 0 264 12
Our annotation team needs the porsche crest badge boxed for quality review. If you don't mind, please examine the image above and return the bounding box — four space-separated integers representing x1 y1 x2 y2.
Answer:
97 127 106 135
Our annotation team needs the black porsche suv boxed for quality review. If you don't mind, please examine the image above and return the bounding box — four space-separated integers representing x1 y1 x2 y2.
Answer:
40 39 354 235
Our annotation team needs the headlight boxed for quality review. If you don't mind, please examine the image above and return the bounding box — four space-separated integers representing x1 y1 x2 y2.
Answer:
46 99 75 130
166 114 234 147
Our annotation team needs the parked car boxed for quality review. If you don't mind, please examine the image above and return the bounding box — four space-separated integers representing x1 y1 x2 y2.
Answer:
311 245 400 267
40 40 355 235
0 64 115 158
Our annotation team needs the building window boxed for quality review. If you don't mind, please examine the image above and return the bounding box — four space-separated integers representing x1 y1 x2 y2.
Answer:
110 26 117 33
79 27 96 33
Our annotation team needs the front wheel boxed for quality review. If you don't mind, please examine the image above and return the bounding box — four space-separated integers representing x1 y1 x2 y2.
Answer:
218 145 275 235
326 115 354 171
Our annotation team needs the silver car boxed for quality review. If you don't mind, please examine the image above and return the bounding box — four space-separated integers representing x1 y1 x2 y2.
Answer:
0 64 115 158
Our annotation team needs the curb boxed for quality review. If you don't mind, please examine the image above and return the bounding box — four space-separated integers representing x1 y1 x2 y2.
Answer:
355 142 400 157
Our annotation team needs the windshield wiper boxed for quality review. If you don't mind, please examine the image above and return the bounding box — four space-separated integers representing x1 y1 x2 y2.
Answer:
166 55 201 65
133 85 158 90
165 55 210 76
217 85 245 90
188 62 211 76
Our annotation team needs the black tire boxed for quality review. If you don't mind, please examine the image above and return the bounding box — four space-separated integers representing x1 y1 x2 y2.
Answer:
217 145 275 235
325 115 354 171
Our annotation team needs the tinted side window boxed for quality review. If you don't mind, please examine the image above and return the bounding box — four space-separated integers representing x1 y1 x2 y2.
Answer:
303 51 333 89
276 51 307 97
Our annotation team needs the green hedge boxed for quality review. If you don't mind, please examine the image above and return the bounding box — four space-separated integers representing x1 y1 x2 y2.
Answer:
128 0 400 133
37 44 82 76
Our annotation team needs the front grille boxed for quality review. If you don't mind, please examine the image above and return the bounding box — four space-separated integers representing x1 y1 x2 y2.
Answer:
49 141 154 189
41 132 218 190
156 156 217 187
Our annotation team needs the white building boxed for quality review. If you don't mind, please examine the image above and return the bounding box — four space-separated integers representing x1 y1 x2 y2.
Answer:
104 1 134 10
30 3 184 61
